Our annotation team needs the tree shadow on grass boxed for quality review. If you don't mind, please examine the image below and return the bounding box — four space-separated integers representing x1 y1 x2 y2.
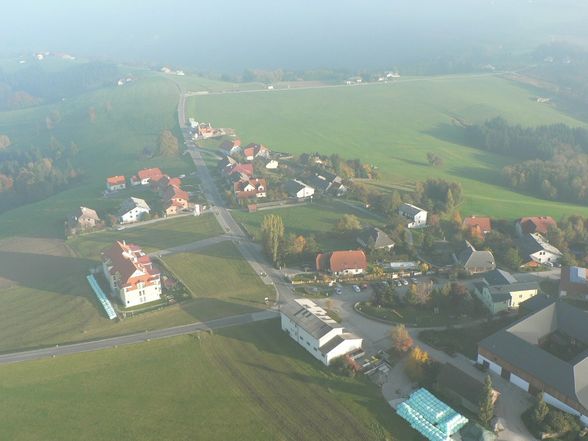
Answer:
0 251 95 296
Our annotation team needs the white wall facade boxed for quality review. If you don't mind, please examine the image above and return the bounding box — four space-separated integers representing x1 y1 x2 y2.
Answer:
296 187 314 199
334 268 364 276
120 281 161 307
281 314 325 363
544 393 588 425
530 250 561 264
510 373 530 391
477 354 503 375
324 338 363 365
120 207 150 224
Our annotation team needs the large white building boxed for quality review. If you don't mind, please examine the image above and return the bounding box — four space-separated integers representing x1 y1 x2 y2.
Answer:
281 299 363 366
519 233 562 265
101 241 162 307
118 197 151 224
398 203 427 228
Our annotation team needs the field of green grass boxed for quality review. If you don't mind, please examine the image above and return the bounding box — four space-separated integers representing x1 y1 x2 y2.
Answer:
233 200 384 251
68 213 222 260
0 320 420 441
161 241 273 315
189 75 588 219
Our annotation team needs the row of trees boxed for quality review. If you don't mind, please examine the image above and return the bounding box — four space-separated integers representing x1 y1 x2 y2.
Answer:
260 214 321 266
464 117 588 160
0 135 82 213
298 153 377 180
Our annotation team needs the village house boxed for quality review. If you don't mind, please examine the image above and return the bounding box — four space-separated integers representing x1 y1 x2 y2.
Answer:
106 175 126 192
243 143 271 161
462 216 492 239
223 163 254 180
233 178 267 201
316 250 368 276
519 233 562 266
118 197 151 224
516 216 557 237
398 203 427 228
473 268 539 314
559 266 588 298
306 171 345 196
154 175 182 195
66 206 103 234
264 159 279 169
101 241 162 307
134 167 164 186
219 139 242 156
356 226 395 251
285 179 314 200
453 240 496 274
280 298 363 366
478 299 588 425
162 185 190 216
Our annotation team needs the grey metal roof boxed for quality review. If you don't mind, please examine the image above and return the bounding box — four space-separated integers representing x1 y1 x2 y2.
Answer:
519 294 556 313
399 203 425 217
281 302 342 339
319 333 361 354
457 243 495 271
306 174 332 192
479 301 588 412
483 269 516 286
357 226 395 249
285 179 312 196
519 233 562 258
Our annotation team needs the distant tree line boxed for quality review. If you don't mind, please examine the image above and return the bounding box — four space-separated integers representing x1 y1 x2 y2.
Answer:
0 62 120 110
0 135 82 213
464 117 588 204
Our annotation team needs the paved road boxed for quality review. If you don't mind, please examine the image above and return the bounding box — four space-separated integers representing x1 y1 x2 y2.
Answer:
0 310 279 365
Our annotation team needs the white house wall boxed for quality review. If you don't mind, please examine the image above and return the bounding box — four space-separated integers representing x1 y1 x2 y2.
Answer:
477 354 502 375
510 373 530 392
325 338 363 365
544 393 588 425
281 314 325 364
120 282 161 307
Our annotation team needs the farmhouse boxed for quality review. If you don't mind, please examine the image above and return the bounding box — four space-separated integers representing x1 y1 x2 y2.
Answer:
473 268 539 314
243 143 270 161
219 138 242 156
264 159 279 169
463 216 492 239
118 197 150 224
316 250 367 276
162 185 190 215
154 175 182 194
101 241 162 307
224 163 254 179
519 233 562 266
398 203 427 229
66 206 102 233
559 266 588 298
478 300 588 424
356 226 395 251
280 298 363 366
285 179 314 200
233 178 267 200
106 175 126 192
453 240 496 274
136 168 164 186
516 216 557 237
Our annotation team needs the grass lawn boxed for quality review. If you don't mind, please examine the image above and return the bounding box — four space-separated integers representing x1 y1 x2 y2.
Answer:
67 213 223 260
233 200 384 251
0 320 421 441
161 241 273 319
357 302 474 327
418 316 517 359
190 75 588 219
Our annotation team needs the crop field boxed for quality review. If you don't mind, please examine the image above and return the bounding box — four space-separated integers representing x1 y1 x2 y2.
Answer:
189 75 588 219
67 213 222 260
0 320 420 441
161 241 273 319
233 200 385 251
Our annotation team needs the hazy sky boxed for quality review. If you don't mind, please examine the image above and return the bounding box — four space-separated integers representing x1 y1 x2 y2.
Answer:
1 0 587 72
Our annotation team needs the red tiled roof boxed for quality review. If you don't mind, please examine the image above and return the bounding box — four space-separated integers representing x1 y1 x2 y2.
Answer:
107 175 125 185
101 241 159 289
463 216 492 234
227 163 254 176
163 185 189 202
316 250 367 273
137 167 163 181
518 216 557 235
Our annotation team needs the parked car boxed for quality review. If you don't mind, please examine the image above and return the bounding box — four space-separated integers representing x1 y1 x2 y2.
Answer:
335 287 342 295
396 280 402 287
410 277 418 284
352 285 361 293
401 279 408 286
361 283 368 290
382 281 389 287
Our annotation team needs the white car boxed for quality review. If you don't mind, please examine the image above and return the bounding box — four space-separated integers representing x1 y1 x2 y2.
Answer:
352 285 361 293
401 279 408 286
